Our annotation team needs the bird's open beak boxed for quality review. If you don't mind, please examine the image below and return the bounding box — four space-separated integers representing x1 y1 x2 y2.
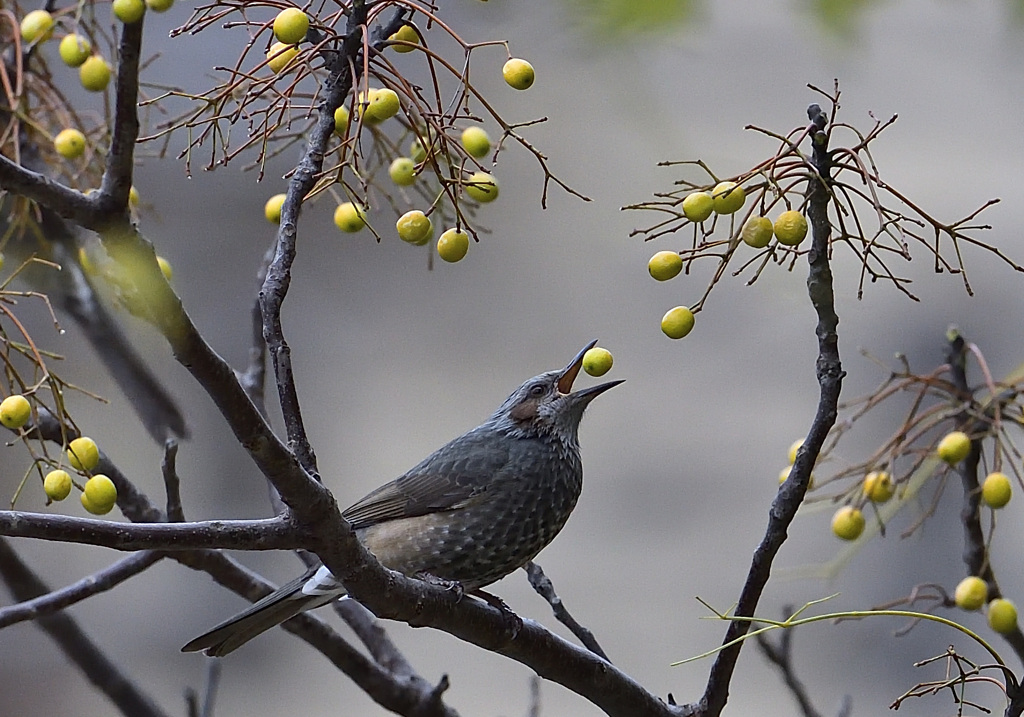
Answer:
557 340 624 399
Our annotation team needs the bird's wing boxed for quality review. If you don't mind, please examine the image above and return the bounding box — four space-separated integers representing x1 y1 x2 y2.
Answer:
343 430 509 529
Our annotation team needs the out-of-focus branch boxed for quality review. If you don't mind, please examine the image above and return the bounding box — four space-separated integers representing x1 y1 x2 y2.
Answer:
0 511 302 551
0 550 163 628
525 561 610 662
184 660 221 717
754 610 825 717
693 104 843 717
0 537 170 717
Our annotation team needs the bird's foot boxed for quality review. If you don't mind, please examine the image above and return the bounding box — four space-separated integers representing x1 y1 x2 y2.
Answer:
416 572 465 602
471 588 523 639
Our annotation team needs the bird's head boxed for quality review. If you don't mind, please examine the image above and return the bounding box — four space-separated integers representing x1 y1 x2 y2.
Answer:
491 340 623 440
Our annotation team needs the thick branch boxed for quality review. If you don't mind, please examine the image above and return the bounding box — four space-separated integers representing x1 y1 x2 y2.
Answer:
0 154 101 228
695 104 843 717
0 511 302 552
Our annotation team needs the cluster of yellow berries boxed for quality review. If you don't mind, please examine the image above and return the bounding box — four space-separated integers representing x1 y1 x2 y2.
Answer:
830 468 893 542
953 576 1018 633
829 429 1013 543
648 180 811 341
21 1 169 95
21 1 171 161
0 394 116 515
261 8 534 265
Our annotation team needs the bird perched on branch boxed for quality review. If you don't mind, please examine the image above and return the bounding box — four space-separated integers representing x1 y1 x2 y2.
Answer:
183 341 622 656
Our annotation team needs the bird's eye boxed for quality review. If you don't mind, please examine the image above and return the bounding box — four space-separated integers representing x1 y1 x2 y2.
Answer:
529 383 547 397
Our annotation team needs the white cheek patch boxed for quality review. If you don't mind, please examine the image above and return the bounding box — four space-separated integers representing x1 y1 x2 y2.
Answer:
301 564 343 596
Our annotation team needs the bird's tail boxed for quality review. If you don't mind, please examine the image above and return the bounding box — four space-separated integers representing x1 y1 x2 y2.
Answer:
181 566 342 657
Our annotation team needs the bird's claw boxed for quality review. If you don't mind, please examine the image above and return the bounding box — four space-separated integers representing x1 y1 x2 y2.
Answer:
471 589 522 639
417 572 465 602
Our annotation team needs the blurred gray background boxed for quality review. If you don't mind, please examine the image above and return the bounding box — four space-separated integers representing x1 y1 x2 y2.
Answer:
5 0 1024 715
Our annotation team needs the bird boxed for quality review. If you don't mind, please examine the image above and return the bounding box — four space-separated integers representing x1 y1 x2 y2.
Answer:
182 340 622 656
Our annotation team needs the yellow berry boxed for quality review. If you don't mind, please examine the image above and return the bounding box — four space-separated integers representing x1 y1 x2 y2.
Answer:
436 228 469 262
79 56 112 92
461 126 491 159
128 185 141 207
0 395 31 429
334 106 350 135
741 216 774 248
273 8 309 45
146 0 174 11
863 470 894 503
648 251 682 281
334 202 366 233
267 42 300 73
661 306 695 339
54 129 86 159
711 181 745 215
388 24 418 53
774 210 808 246
84 474 117 511
682 192 714 223
465 172 499 203
156 256 173 281
503 58 535 90
43 470 73 501
937 431 971 465
582 348 613 377
59 34 92 67
265 193 286 223
360 88 400 123
778 465 816 489
389 157 416 186
68 436 100 472
409 138 427 163
988 598 1018 634
397 210 433 246
982 471 1012 509
81 491 109 514
831 506 865 541
20 10 54 43
112 0 146 24
787 439 804 465
954 576 988 611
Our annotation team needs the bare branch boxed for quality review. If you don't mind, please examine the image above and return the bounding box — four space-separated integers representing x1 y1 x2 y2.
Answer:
0 550 163 628
695 104 843 717
184 660 221 717
0 511 303 552
162 439 184 522
525 561 610 662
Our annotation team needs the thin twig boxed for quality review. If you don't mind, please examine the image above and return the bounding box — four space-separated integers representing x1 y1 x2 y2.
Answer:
525 561 610 662
0 550 163 628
